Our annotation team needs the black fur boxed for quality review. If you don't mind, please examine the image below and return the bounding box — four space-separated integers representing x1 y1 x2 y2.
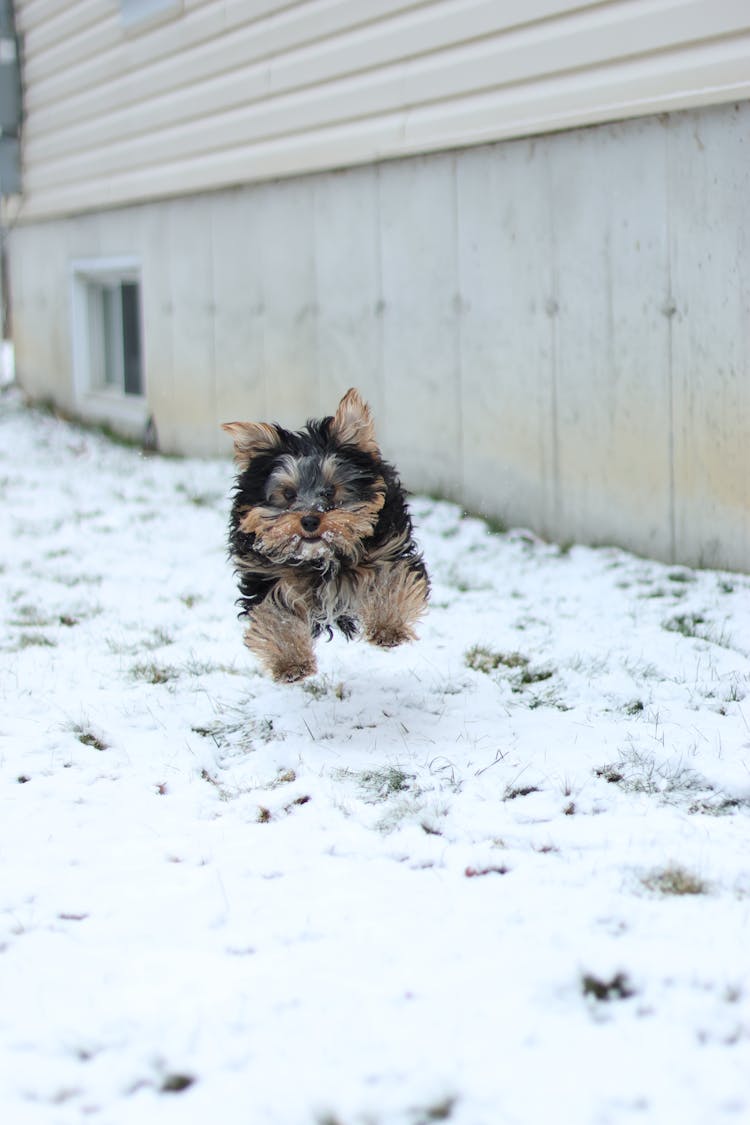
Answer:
227 413 426 629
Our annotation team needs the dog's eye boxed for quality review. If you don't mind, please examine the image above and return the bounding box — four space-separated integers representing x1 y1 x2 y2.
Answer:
321 484 336 503
282 487 297 503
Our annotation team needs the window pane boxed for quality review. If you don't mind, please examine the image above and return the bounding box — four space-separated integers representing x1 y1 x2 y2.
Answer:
120 282 143 396
102 286 120 388
87 285 106 388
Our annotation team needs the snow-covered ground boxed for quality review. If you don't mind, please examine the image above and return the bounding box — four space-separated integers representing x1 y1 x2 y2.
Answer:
1 392 749 1125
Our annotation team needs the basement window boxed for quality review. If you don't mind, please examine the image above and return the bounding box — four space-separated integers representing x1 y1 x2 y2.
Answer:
71 259 148 431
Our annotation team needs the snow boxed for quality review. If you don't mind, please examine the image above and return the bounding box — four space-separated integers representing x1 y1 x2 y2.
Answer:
1 391 749 1125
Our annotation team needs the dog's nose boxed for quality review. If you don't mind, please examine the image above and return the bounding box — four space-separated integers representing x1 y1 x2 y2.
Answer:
300 514 321 534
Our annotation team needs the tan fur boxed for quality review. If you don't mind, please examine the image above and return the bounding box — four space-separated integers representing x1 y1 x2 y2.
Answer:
242 599 317 682
239 491 386 565
236 557 428 681
357 561 430 648
329 388 380 456
223 388 428 682
222 421 280 468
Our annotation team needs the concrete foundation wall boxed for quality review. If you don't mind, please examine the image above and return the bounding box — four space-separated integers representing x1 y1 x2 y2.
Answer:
8 100 750 570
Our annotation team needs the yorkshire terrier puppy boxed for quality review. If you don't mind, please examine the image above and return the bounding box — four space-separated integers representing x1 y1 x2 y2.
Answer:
222 388 429 682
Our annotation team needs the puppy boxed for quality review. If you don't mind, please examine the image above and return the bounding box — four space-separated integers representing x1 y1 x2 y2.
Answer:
222 388 429 682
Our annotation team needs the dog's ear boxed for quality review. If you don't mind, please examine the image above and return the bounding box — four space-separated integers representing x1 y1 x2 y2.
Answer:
330 388 380 457
221 421 280 467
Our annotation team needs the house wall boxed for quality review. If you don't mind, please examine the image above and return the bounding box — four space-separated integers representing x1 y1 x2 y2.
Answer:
8 100 750 571
12 0 750 220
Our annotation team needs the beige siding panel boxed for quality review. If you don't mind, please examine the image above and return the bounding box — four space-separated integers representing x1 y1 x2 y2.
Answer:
21 0 422 108
24 0 595 141
25 0 746 167
14 0 750 219
21 33 750 218
16 0 91 31
22 6 121 83
24 9 750 187
21 0 104 44
19 1 586 173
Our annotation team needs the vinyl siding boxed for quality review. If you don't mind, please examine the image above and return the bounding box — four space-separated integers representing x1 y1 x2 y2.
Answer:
13 0 750 218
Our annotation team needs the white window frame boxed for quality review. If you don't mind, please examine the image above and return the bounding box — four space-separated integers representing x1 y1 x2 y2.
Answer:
70 257 148 432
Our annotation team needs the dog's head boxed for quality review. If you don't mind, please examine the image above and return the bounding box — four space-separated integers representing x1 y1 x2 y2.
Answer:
223 389 387 564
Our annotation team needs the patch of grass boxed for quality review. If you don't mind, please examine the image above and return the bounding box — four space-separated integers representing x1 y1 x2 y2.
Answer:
667 569 696 585
28 398 158 454
268 768 297 787
74 727 108 752
663 611 707 637
504 784 540 800
599 749 744 817
464 646 557 699
663 612 732 648
175 483 222 508
595 747 708 804
595 764 624 785
143 627 174 650
688 796 744 816
182 657 242 677
722 677 746 704
416 1095 458 1122
465 864 509 878
192 709 277 753
445 565 492 594
199 769 234 802
8 605 57 627
514 666 554 687
640 863 709 896
637 583 666 599
130 661 180 684
465 646 529 675
581 971 635 1002
358 766 414 800
623 699 645 716
335 765 417 806
54 572 103 588
481 515 508 536
526 691 571 712
160 1073 195 1094
302 677 349 700
622 657 660 682
17 632 56 649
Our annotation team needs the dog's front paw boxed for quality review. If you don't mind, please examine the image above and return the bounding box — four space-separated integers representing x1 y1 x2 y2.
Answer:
271 655 318 683
366 624 416 649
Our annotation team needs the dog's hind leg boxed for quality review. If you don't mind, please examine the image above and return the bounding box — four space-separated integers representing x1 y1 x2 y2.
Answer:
359 560 429 650
243 600 317 682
